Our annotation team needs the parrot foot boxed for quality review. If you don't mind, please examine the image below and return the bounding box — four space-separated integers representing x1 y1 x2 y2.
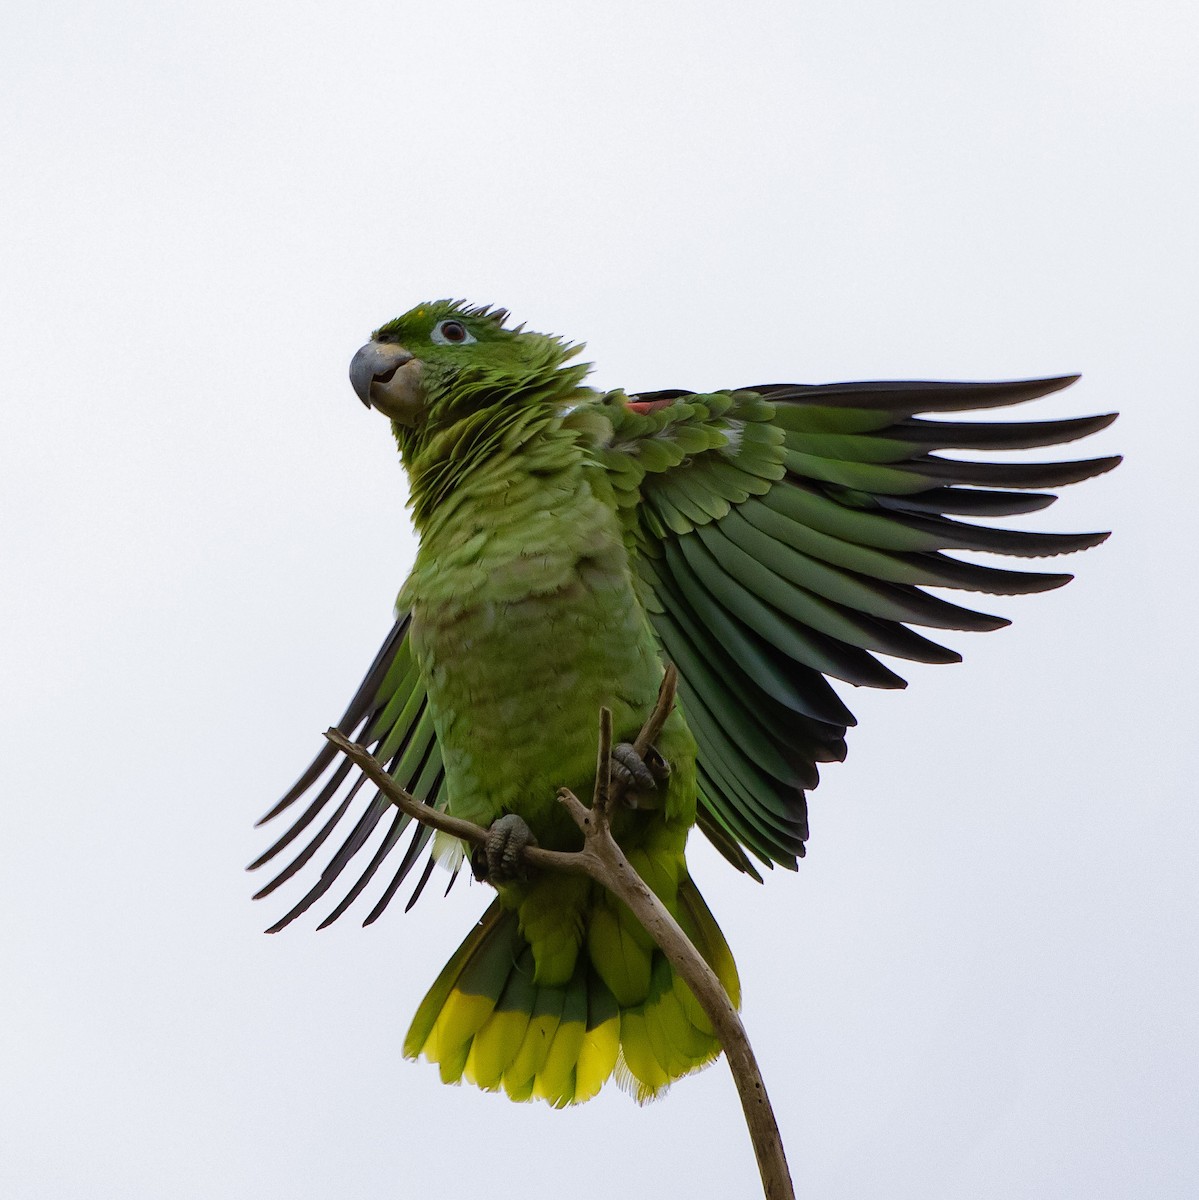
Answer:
611 742 670 807
471 813 538 884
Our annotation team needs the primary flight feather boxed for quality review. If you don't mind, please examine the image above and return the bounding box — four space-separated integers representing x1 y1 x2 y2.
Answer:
251 300 1118 1105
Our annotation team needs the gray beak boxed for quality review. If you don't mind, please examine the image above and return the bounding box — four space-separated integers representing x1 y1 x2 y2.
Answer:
349 341 414 409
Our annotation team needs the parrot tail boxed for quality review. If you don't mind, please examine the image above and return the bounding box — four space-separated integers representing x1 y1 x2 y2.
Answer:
403 876 740 1106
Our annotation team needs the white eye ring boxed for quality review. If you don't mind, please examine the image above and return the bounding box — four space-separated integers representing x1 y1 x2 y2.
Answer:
431 319 476 346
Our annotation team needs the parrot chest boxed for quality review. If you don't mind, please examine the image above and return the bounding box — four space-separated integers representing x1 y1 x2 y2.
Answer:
404 491 663 841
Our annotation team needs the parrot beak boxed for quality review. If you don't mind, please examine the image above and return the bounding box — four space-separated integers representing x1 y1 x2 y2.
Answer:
349 341 425 424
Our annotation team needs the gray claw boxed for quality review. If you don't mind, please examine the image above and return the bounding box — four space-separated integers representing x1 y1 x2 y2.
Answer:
474 813 537 884
611 743 670 803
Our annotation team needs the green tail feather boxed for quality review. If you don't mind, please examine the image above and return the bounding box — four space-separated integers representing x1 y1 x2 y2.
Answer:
404 878 740 1106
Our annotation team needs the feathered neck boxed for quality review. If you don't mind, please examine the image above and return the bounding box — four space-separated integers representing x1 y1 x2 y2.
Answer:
397 354 594 534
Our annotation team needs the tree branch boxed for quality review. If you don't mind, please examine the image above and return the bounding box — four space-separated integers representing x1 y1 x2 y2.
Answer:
324 664 795 1200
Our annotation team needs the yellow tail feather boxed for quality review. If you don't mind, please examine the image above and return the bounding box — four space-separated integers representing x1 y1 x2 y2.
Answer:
405 872 740 1105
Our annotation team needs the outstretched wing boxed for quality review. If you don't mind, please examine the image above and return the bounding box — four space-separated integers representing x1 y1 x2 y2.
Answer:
248 615 453 931
599 376 1118 876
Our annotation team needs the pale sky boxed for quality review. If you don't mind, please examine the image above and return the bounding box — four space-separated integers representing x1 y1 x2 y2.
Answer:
2 2 1195 1197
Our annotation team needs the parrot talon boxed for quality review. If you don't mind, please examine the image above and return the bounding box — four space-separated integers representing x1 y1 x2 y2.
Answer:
472 813 538 884
611 742 670 805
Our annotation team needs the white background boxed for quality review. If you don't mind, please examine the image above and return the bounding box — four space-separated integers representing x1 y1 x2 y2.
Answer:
2 2 1194 1197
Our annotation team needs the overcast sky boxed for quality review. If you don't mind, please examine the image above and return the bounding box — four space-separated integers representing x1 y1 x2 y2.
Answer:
2 1 1195 1197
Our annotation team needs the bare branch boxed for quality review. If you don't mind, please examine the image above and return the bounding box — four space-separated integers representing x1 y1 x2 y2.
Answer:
323 660 795 1199
592 706 613 820
322 729 584 875
631 663 679 759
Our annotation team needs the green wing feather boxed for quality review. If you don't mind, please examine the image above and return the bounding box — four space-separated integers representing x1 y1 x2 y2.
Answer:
601 375 1118 874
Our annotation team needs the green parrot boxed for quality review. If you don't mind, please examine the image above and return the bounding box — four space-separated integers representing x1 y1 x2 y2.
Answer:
251 300 1118 1106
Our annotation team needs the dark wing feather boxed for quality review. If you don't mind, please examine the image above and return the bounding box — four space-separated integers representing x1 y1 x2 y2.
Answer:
604 376 1118 873
249 615 450 930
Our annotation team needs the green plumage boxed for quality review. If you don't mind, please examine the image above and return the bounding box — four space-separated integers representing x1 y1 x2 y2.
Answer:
252 300 1118 1103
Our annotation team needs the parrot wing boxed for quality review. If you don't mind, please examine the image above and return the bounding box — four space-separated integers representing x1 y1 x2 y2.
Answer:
248 614 453 930
597 376 1118 876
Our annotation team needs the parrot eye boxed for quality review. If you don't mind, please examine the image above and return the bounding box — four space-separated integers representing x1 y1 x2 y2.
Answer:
432 319 475 346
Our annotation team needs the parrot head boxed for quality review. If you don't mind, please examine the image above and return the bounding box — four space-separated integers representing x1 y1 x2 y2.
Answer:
349 300 584 428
